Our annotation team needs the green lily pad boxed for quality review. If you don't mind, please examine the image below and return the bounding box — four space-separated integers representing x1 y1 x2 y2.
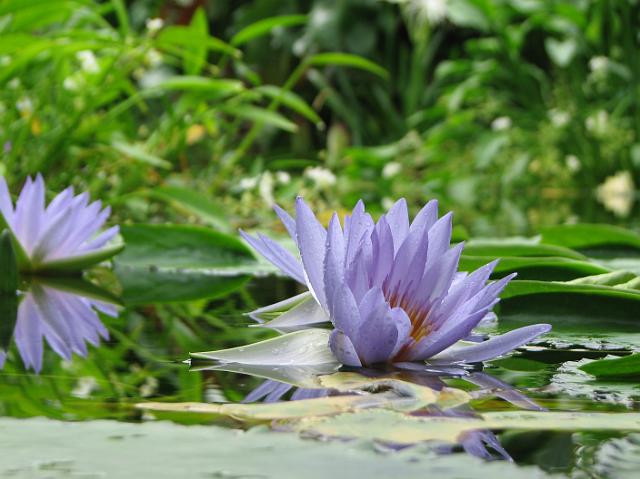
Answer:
540 224 640 255
0 417 550 479
114 224 256 304
579 354 640 379
461 255 611 281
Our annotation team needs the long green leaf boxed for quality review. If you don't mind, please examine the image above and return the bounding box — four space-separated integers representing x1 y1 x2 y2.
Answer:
231 15 308 46
305 52 389 79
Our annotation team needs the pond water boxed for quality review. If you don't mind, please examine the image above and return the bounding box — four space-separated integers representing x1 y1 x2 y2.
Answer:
1 267 640 478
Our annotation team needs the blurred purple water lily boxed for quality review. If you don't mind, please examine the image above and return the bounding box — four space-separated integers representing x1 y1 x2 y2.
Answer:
241 198 550 367
0 174 122 272
0 282 117 373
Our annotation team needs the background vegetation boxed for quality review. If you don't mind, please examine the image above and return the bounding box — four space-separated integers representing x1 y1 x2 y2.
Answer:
2 0 638 239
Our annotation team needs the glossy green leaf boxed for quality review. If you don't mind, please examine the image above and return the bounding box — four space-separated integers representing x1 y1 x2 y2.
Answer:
464 239 586 260
183 8 208 76
541 224 640 253
460 255 610 281
231 14 308 46
150 76 244 95
114 224 255 304
305 53 389 79
579 353 640 378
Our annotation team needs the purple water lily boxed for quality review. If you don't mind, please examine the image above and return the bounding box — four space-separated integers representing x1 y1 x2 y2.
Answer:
0 282 117 372
241 197 550 367
0 174 122 271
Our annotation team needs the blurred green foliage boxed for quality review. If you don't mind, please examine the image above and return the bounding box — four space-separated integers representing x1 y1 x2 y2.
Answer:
0 0 639 236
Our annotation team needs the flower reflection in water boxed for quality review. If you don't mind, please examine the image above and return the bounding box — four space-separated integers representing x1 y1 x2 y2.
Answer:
0 278 118 372
229 364 543 462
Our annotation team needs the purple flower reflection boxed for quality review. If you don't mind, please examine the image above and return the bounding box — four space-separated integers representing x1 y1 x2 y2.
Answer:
11 282 117 372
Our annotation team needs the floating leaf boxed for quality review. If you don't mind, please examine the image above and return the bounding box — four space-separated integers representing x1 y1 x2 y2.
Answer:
463 240 586 260
114 224 255 304
540 224 640 254
579 353 640 379
461 255 610 281
0 417 550 478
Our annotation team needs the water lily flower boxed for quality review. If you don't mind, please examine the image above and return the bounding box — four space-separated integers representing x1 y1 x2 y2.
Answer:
0 175 123 272
240 198 550 367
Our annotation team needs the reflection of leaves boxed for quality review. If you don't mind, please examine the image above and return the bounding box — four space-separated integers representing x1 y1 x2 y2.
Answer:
293 409 640 446
547 358 640 407
138 374 470 420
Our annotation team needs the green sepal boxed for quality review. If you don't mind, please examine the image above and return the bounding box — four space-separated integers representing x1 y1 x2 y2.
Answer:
33 243 125 274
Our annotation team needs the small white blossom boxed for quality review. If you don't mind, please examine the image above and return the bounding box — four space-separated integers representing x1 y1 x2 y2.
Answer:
589 56 609 73
276 171 291 184
0 56 11 66
491 116 512 131
305 166 336 188
146 17 164 33
7 78 20 89
239 176 259 190
76 50 99 74
585 110 609 136
145 48 163 67
16 96 33 115
565 155 581 172
549 109 570 127
382 162 402 179
71 377 98 398
597 170 635 217
63 76 80 91
259 171 275 206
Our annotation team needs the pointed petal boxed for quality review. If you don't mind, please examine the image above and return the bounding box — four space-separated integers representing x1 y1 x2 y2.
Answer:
329 329 361 367
323 213 345 312
295 197 328 308
431 324 551 364
386 198 409 254
273 204 297 245
239 230 305 284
